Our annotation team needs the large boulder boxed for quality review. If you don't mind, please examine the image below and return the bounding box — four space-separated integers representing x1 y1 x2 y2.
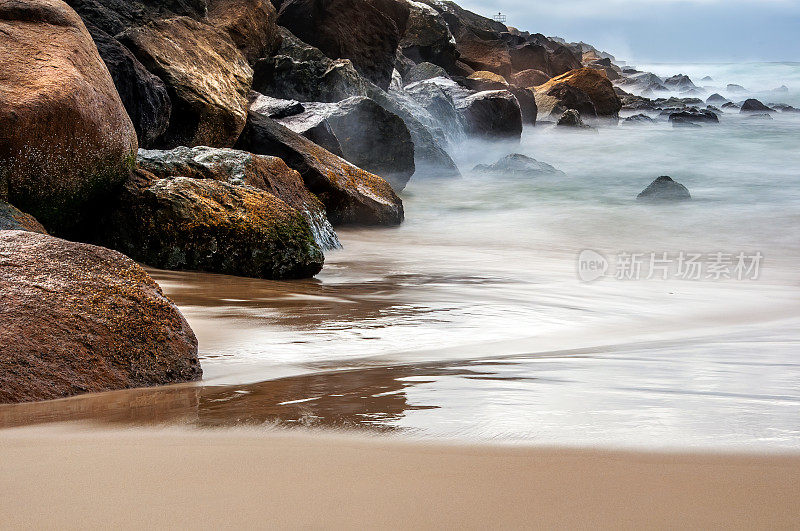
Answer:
0 202 47 234
276 0 410 90
706 93 729 104
456 90 523 139
249 93 305 119
64 0 207 35
587 58 621 81
252 28 367 103
556 109 593 129
534 82 597 120
473 153 564 177
455 37 512 77
461 74 537 126
95 170 325 279
85 24 171 149
207 0 282 64
404 62 450 84
119 16 253 148
400 0 459 72
235 111 404 225
136 146 340 249
663 74 697 91
403 78 467 142
740 99 773 113
0 0 138 235
508 37 581 78
275 97 415 191
637 176 691 202
536 68 621 118
668 109 719 124
0 230 201 404
509 69 550 89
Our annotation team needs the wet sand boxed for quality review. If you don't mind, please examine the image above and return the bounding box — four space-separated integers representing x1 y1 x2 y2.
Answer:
1 426 798 529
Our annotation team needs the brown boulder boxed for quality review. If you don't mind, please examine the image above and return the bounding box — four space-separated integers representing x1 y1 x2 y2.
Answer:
0 202 47 234
456 37 512 77
535 68 621 118
534 82 597 120
235 111 404 226
0 230 201 404
510 69 550 88
207 0 281 64
0 0 138 235
119 16 253 148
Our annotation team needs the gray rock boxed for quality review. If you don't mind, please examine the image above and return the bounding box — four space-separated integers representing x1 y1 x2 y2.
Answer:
250 93 305 119
473 153 564 177
404 62 450 85
706 93 728 104
623 113 656 124
637 176 691 202
556 109 593 129
740 99 773 113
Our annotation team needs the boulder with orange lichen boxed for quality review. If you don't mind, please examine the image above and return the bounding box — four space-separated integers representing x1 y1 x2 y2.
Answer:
0 230 201 404
93 170 325 279
509 69 550 89
235 111 404 226
535 68 622 119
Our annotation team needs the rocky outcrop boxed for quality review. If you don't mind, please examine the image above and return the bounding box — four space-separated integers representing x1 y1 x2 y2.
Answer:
706 93 728 104
636 176 691 202
615 72 668 94
536 68 621 118
275 97 415 191
473 153 564 177
252 28 367 103
534 82 597 120
623 114 656 125
404 78 466 141
456 90 522 139
509 69 550 88
400 0 459 72
509 40 581 78
587 58 621 81
556 109 593 129
462 72 537 125
663 74 697 91
207 0 282 64
95 170 325 279
119 16 253 148
276 0 410 90
668 109 719 124
235 111 404 225
404 62 450 84
0 230 201 404
0 0 138 235
136 146 340 249
0 202 47 234
250 93 305 119
740 99 773 113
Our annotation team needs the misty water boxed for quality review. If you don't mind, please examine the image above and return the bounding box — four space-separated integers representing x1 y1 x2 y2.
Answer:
4 64 799 449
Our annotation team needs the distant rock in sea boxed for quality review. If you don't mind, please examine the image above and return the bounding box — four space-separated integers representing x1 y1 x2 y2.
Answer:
473 154 565 177
636 176 691 202
623 114 656 125
706 93 728 104
740 99 773 113
727 84 747 93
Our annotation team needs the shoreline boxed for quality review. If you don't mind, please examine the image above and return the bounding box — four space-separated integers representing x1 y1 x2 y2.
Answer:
1 426 798 529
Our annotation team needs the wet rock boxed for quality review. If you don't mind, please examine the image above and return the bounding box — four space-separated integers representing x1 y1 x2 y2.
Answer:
740 99 773 113
455 90 523 139
235 111 404 225
400 0 459 72
136 146 340 249
536 68 621 119
0 202 47 234
0 230 201 404
119 17 253 148
727 84 747 93
208 0 281 64
706 105 722 113
671 117 702 128
404 78 467 141
534 82 597 120
509 69 551 89
275 97 415 192
556 109 593 129
404 62 450 84
0 0 138 235
616 72 668 94
587 58 622 81
771 104 800 113
96 170 325 279
668 109 719 124
636 176 691 202
461 72 536 125
473 153 564 177
250 93 305 119
722 102 741 110
746 113 773 120
619 93 659 112
663 74 697 91
276 0 410 90
623 114 656 125
706 93 728 104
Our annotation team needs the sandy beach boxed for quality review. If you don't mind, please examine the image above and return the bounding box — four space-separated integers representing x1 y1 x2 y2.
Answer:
1 426 798 530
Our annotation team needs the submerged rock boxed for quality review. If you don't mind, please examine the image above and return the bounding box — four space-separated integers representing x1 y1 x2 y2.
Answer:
740 99 773 113
722 102 741 110
637 176 691 202
623 114 656 124
235 111 404 226
0 230 201 404
556 109 593 129
0 202 47 234
668 109 719 124
96 170 325 279
663 74 697 91
473 154 564 177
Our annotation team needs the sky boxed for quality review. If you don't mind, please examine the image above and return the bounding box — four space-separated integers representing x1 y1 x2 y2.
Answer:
462 0 800 63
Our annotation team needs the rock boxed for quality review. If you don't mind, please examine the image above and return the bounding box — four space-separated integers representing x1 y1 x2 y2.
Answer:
701 76 713 82
0 0 138 235
473 153 564 177
663 74 697 91
771 104 800 113
275 97 415 191
404 62 450 84
461 72 536 125
400 0 459 72
0 230 201 404
276 0 410 90
706 93 728 104
250 93 305 119
252 28 367 103
467 71 508 85
772 85 789 93
706 105 722 113
536 68 621 119
404 78 467 141
85 24 171 149
727 84 747 93
615 72 668 94
722 102 740 110
534 82 597 120
64 0 206 35
136 146 340 249
746 113 773 120
636 176 691 202
96 170 325 279
455 36 512 77
207 0 281 64
509 40 581 78
671 117 701 128
235 111 404 225
556 109 593 129
455 90 523 139
740 99 773 113
623 114 656 124
0 202 48 234
668 109 719 124
119 17 253 148
587 58 621 81
509 69 550 89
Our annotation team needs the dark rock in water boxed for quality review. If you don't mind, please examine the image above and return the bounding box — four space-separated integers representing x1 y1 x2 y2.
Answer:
400 0 458 72
0 0 138 236
86 24 171 149
535 82 597 120
664 74 697 90
404 78 466 138
404 62 450 84
706 93 728 104
119 17 253 148
460 73 538 125
701 76 713 82
473 153 564 177
455 90 523 139
727 84 747 93
95 169 325 279
623 114 656 124
669 109 719 124
616 72 668 94
722 101 740 110
0 202 47 234
252 28 367 103
0 230 201 404
275 97 416 192
622 67 640 74
276 0 410 90
207 0 282 64
746 113 773 120
637 176 691 202
770 103 800 113
619 93 658 112
556 109 593 129
706 105 722 113
235 111 404 226
671 117 702 128
740 99 773 113
250 93 305 119
135 146 340 249
680 87 705 97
